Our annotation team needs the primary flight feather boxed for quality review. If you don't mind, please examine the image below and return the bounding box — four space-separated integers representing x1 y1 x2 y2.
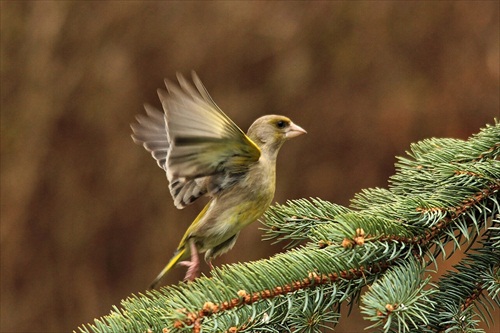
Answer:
131 72 306 288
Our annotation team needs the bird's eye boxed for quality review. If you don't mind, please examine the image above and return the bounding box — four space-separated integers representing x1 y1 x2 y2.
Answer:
276 120 287 129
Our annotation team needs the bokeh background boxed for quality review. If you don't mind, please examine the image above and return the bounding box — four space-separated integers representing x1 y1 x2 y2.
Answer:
1 1 499 332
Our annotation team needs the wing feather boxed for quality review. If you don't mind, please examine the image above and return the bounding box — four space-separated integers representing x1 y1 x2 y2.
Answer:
131 72 261 209
131 104 170 170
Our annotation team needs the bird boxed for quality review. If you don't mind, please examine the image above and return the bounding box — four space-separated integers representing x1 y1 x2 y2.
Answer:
131 72 306 288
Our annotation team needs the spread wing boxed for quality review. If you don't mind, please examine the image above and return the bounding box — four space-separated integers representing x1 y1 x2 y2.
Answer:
131 72 261 209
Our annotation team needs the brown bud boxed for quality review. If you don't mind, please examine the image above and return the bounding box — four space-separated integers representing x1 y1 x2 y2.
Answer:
342 238 353 249
202 301 216 314
354 236 365 246
187 312 197 322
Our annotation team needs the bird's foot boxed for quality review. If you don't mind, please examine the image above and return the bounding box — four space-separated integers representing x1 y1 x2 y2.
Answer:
179 240 199 282
179 260 199 281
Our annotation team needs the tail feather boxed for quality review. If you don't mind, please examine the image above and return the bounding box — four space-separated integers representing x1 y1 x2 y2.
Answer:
149 248 186 289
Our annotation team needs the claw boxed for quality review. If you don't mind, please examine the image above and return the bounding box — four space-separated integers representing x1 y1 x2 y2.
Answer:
179 239 200 281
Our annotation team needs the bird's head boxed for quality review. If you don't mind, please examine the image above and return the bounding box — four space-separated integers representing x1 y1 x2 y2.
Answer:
247 115 306 158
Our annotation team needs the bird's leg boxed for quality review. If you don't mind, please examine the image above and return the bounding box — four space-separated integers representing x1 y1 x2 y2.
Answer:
179 239 200 282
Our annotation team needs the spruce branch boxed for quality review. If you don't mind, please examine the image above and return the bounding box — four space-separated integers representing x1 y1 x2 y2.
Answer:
428 217 500 333
78 121 500 333
360 258 438 333
262 198 352 249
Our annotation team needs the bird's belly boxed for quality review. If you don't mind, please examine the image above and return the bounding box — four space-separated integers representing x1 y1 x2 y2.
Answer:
194 189 273 251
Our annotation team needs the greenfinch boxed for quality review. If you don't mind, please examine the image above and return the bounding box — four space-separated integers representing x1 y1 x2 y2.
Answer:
131 72 306 288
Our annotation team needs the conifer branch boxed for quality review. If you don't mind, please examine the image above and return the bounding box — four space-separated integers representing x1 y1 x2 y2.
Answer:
78 121 500 333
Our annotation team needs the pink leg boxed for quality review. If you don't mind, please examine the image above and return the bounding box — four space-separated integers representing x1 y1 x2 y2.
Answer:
179 239 200 281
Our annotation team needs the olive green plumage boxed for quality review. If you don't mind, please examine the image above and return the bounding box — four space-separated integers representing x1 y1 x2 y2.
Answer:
131 72 306 288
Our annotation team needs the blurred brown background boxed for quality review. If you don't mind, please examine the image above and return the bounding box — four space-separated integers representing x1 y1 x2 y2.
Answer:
1 1 499 332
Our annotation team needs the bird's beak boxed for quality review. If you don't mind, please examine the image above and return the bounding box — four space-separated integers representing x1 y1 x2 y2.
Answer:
286 122 307 139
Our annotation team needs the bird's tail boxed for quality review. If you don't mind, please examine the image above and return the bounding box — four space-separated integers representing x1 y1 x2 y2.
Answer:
149 248 186 289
